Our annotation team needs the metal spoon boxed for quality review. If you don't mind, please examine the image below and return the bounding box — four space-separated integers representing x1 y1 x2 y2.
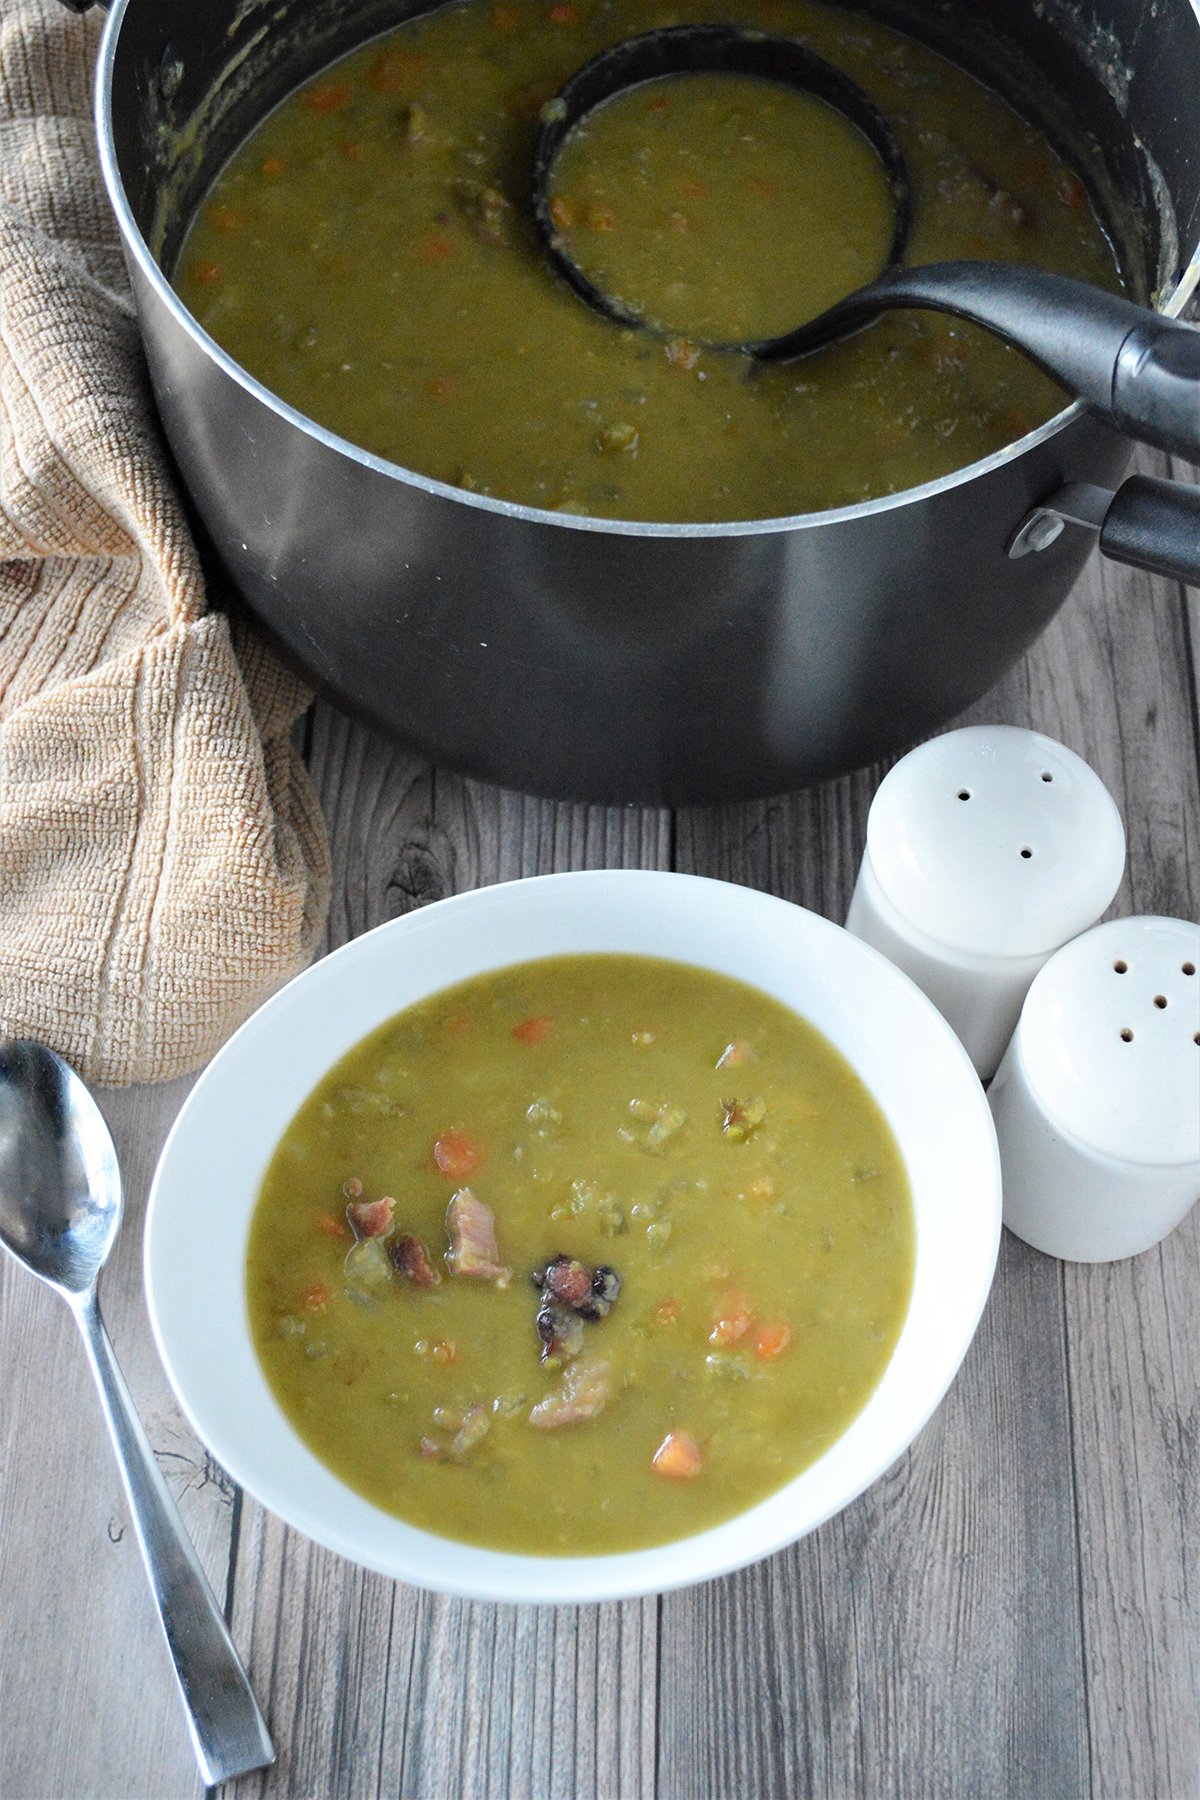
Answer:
0 1038 275 1788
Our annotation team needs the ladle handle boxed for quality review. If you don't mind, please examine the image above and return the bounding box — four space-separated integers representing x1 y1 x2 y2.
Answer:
889 264 1200 461
73 1292 275 1787
775 263 1200 463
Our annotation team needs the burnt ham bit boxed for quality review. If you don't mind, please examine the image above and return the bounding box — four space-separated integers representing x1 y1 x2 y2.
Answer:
536 1300 585 1364
528 1357 611 1429
579 1265 621 1321
445 1189 511 1282
391 1233 441 1287
347 1194 395 1238
531 1255 622 1359
540 1255 593 1310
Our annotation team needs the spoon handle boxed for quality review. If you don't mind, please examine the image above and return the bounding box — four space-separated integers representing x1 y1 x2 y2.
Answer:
73 1291 275 1787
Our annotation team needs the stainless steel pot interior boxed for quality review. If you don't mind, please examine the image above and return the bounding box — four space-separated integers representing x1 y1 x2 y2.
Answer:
97 0 1200 803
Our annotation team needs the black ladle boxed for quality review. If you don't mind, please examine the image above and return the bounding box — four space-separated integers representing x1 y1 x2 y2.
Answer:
532 25 913 347
533 26 1200 465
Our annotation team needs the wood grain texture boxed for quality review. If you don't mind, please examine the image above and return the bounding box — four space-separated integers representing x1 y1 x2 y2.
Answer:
658 1235 1089 1800
2 513 1196 1800
669 724 1083 1798
1057 463 1200 1800
661 496 1199 1800
217 708 668 1800
0 1076 217 1800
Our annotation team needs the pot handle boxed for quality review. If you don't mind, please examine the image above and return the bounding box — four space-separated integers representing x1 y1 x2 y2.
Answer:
1009 474 1200 586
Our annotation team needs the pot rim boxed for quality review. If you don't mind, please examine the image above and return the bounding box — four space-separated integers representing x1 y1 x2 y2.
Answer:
96 0 1200 542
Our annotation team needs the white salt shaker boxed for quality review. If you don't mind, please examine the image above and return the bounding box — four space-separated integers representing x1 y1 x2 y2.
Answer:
846 725 1125 1079
991 916 1200 1261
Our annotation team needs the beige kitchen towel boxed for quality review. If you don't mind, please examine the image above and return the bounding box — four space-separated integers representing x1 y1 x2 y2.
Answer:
0 0 331 1086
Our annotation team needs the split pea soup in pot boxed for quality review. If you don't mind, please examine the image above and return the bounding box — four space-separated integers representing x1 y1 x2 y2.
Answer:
177 0 1124 523
247 955 915 1555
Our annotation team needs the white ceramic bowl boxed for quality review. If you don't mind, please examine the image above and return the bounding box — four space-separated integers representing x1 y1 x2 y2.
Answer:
145 871 1000 1603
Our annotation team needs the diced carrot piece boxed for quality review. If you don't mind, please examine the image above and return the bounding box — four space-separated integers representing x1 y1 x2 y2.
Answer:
653 1297 679 1324
433 1128 481 1178
413 230 454 265
586 203 616 232
512 1015 553 1045
549 2 579 20
548 194 574 230
652 1431 703 1480
1053 169 1087 211
303 1282 330 1312
428 374 456 400
443 1013 472 1035
748 177 779 201
190 260 223 287
343 1176 363 1199
716 1038 756 1069
316 1213 352 1241
491 1 519 27
206 204 241 235
305 81 352 113
755 1321 792 1359
647 95 671 115
682 178 707 201
368 48 429 92
260 154 287 178
664 337 699 371
995 404 1036 442
506 83 551 120
339 139 361 161
430 1339 458 1365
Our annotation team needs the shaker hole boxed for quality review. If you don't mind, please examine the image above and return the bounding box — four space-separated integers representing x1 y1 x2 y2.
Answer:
1154 995 1168 1010
957 789 971 801
1020 847 1033 860
1113 960 1128 974
1120 1028 1134 1042
1040 771 1053 783
1183 962 1196 976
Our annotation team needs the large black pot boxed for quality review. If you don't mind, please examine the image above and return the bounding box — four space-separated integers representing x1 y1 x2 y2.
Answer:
86 0 1200 802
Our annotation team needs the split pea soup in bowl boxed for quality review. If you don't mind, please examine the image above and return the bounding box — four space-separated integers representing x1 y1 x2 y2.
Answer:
145 873 1000 1603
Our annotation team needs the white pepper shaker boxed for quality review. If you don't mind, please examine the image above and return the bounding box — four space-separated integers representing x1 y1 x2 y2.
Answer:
991 916 1200 1261
845 725 1126 1079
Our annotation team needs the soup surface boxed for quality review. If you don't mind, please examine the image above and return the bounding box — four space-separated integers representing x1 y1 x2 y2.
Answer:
178 0 1121 522
547 70 897 343
247 955 914 1555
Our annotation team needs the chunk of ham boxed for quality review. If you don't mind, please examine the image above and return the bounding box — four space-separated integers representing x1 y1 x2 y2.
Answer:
347 1194 395 1238
445 1189 511 1283
528 1357 611 1430
391 1233 441 1287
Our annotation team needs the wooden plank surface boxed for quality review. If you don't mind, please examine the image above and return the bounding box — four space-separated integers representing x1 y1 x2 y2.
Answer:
0 1077 212 1800
0 522 1196 1800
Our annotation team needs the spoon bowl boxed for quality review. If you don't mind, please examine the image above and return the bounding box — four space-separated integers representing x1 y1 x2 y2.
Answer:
0 1040 122 1292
